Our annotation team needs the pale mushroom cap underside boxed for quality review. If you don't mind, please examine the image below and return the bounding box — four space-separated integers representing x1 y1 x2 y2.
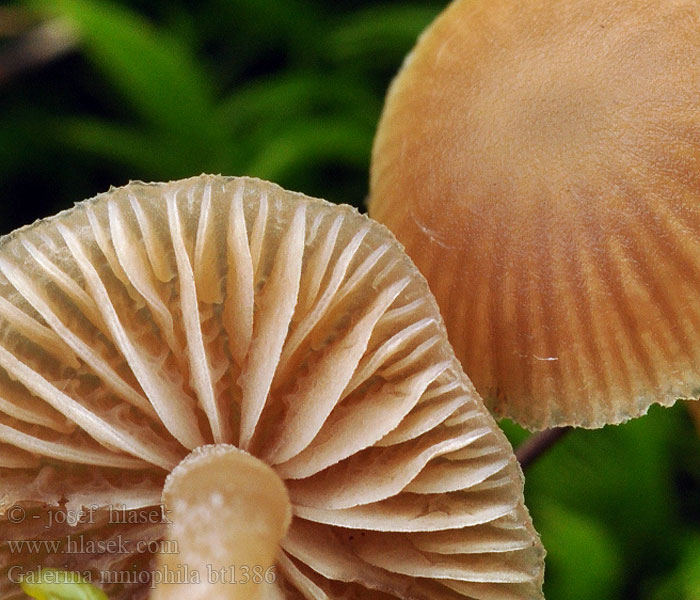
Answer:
0 175 542 599
370 0 700 429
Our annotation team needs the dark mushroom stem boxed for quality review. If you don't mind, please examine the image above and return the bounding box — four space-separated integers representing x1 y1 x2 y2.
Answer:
516 427 571 470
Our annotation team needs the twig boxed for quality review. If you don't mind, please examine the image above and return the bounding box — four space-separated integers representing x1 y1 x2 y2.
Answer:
685 399 700 436
516 426 571 470
0 7 35 37
0 19 77 85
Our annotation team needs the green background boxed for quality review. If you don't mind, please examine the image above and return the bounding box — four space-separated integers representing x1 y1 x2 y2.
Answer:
2 1 700 598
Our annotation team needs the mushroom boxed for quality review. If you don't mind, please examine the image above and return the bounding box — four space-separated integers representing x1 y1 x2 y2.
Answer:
0 175 543 599
369 0 700 429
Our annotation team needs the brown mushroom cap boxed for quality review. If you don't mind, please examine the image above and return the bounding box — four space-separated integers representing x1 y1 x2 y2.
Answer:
0 175 543 599
369 0 700 429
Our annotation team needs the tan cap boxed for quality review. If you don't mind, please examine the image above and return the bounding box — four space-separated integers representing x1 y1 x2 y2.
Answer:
370 0 700 429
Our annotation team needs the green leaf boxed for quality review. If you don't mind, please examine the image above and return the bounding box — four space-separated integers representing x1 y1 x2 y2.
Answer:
27 0 217 138
526 405 678 545
535 502 623 600
649 534 700 600
245 117 373 182
326 4 440 67
216 72 380 134
524 404 688 596
20 569 108 600
51 117 213 178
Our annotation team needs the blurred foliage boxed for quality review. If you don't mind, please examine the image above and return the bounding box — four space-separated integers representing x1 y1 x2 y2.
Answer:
0 0 444 233
2 1 700 599
503 404 700 599
20 568 108 600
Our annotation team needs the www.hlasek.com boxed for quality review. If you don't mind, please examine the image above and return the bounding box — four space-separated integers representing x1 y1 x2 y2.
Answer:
9 564 278 588
7 534 178 557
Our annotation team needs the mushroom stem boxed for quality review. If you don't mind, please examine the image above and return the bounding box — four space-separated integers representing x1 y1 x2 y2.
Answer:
516 427 571 470
153 445 291 600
